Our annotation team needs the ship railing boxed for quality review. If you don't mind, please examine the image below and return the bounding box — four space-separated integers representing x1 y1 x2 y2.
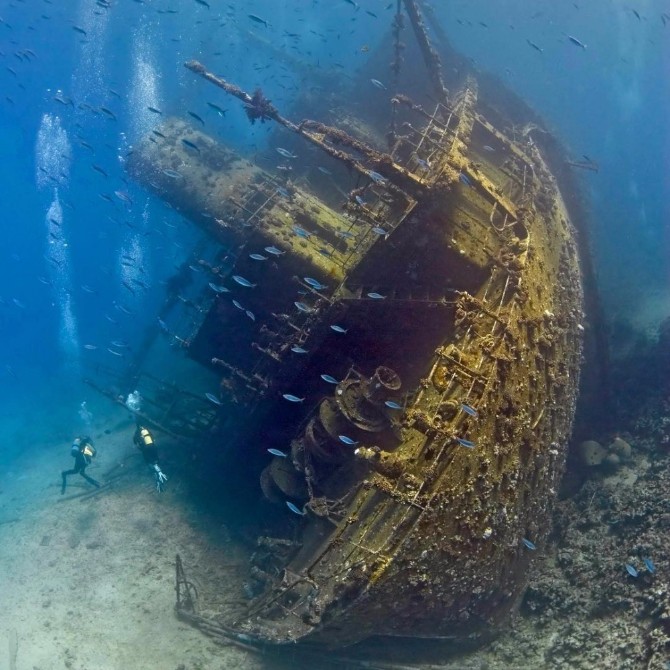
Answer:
338 285 458 306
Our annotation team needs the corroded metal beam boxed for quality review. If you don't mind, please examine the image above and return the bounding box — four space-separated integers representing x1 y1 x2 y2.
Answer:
184 60 427 198
402 0 450 105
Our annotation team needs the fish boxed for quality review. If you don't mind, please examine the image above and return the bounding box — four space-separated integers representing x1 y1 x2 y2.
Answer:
181 138 200 152
152 130 167 139
209 283 228 293
330 324 347 334
456 437 475 448
162 169 182 179
385 400 402 410
367 292 385 299
111 340 129 349
100 106 116 120
248 13 269 27
286 501 306 515
355 195 366 206
92 164 108 177
336 231 355 240
567 35 586 49
267 448 287 458
294 301 312 313
245 310 255 321
343 0 359 9
321 374 339 384
367 170 387 185
195 0 210 7
276 147 297 159
72 25 87 36
232 275 255 288
205 393 222 405
370 78 386 90
276 187 291 199
643 558 656 573
459 172 473 187
416 158 430 169
304 277 326 290
293 226 310 238
83 344 98 350
526 39 543 53
483 145 495 152
625 563 638 577
522 538 537 551
147 106 162 114
461 404 478 417
282 394 304 403
249 253 267 261
107 348 124 357
114 190 132 206
232 300 244 310
338 435 357 445
188 111 205 125
317 166 332 175
206 102 228 116
264 246 285 256
291 345 308 354
372 227 388 236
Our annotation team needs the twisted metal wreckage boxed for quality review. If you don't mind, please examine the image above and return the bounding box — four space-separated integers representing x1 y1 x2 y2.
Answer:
113 0 589 657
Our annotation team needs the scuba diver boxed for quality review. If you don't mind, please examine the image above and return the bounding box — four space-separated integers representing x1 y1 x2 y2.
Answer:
133 424 168 492
61 436 100 494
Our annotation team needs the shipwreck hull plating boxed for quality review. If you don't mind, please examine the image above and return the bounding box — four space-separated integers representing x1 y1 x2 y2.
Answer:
125 1 585 650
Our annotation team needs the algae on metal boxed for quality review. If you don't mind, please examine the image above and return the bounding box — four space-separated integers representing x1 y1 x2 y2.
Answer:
121 0 586 654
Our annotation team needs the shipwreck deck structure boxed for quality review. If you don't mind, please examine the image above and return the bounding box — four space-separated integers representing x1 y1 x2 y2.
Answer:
120 0 585 653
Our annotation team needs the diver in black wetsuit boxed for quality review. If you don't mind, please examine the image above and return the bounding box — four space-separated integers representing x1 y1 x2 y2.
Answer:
61 436 100 494
133 424 168 492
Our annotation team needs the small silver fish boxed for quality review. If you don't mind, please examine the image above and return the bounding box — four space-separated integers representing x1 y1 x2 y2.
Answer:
286 501 305 515
338 435 357 445
209 282 229 293
330 324 347 334
321 374 338 384
385 400 402 410
245 310 255 321
294 301 312 313
367 170 387 185
276 147 297 159
282 393 304 403
370 78 386 90
367 292 385 299
291 345 308 354
293 226 310 238
205 393 222 406
232 275 255 288
249 253 267 261
304 277 326 290
264 246 285 256
267 448 287 458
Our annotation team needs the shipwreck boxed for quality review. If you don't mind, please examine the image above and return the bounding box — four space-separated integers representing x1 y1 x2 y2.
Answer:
92 0 589 655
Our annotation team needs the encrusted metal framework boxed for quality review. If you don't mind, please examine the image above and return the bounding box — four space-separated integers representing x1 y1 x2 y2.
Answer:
124 0 584 651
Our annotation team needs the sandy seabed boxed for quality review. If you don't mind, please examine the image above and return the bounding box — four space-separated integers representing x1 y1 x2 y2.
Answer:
0 401 264 670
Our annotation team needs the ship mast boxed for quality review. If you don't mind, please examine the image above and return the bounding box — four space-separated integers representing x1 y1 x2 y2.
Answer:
401 0 450 106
